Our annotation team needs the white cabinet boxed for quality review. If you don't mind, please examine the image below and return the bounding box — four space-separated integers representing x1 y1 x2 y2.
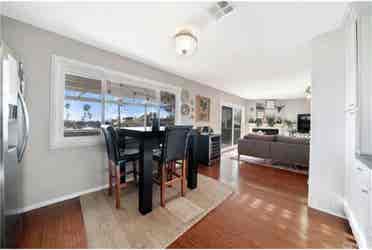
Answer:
356 15 372 158
344 8 372 248
345 19 357 111
351 161 370 231
345 127 371 247
345 110 355 199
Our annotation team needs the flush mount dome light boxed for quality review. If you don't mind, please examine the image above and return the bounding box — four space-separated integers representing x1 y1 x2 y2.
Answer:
174 30 198 56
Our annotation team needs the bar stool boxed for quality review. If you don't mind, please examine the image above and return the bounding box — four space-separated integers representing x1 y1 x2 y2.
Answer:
101 125 141 208
153 126 192 207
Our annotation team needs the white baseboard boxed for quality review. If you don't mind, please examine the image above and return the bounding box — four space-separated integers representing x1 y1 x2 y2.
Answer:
344 200 367 249
309 204 346 219
14 184 109 214
15 175 137 214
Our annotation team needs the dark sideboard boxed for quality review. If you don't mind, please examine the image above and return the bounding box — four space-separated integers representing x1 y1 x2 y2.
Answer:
196 134 221 166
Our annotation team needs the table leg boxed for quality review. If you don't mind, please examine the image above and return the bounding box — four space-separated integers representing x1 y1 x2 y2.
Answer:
139 138 154 215
187 131 198 189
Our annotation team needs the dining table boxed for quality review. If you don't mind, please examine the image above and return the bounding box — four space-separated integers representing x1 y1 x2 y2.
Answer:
117 127 198 215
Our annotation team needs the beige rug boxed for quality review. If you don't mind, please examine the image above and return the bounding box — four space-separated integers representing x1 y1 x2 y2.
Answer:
80 174 233 248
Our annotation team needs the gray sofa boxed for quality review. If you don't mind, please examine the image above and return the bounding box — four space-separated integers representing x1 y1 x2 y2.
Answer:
238 134 310 167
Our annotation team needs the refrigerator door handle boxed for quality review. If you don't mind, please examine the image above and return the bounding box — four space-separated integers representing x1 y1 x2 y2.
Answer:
17 90 30 162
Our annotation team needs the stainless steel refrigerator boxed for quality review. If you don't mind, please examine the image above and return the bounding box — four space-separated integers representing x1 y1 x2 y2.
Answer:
0 41 30 247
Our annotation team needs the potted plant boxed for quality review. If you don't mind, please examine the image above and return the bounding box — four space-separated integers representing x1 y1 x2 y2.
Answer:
248 117 255 124
284 119 293 128
255 118 263 127
266 115 276 127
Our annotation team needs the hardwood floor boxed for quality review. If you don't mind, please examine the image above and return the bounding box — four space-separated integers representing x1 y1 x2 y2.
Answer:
15 198 87 248
15 155 356 248
170 157 356 248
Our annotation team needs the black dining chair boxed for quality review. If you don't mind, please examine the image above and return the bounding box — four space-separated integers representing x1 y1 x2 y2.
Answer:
153 126 192 207
101 125 141 209
112 128 141 184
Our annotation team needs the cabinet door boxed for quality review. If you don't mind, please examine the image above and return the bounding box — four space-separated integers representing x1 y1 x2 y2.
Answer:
356 16 372 157
349 161 360 215
345 20 357 110
351 160 370 234
345 111 356 201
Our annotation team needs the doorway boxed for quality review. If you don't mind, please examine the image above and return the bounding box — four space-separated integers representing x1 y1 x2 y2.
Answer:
221 104 243 149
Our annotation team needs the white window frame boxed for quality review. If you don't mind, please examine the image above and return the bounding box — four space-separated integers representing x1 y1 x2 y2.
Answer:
50 55 181 150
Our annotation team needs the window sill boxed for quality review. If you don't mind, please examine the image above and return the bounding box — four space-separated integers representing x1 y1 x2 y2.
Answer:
49 135 104 150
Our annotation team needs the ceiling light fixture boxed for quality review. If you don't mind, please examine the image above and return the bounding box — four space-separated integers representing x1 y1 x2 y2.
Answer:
174 30 198 56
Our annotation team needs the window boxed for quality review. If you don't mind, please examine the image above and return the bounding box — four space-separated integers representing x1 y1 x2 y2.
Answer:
256 102 265 119
233 107 242 145
160 91 176 126
64 74 102 137
105 81 157 128
51 55 180 149
221 103 245 148
265 100 275 110
105 82 176 128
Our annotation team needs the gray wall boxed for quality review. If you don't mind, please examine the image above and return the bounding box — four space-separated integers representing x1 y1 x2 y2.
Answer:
3 16 246 209
280 99 311 122
246 98 310 122
309 27 346 217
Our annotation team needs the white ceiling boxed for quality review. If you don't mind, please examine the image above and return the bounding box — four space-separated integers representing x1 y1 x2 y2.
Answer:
3 2 348 99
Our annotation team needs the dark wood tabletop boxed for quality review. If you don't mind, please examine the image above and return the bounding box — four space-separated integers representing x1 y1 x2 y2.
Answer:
117 127 198 215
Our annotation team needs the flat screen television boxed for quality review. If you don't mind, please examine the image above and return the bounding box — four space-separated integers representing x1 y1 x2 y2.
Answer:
297 114 310 133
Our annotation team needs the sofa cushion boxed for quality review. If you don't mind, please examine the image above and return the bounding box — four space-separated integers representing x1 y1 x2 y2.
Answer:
238 138 272 159
275 135 309 145
271 142 309 166
243 134 276 142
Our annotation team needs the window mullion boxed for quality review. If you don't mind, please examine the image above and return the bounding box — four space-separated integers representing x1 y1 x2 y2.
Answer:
144 104 147 128
101 78 107 125
118 103 121 128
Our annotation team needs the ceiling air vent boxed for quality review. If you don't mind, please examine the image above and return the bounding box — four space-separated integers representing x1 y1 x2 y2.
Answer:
209 1 234 21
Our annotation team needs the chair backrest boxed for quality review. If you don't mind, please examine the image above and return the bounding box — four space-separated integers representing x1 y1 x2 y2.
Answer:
107 126 121 163
101 125 119 164
115 128 140 150
161 126 192 163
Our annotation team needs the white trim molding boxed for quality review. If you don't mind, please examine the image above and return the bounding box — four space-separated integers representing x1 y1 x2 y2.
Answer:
344 200 368 248
50 55 105 149
13 184 108 214
309 203 346 220
14 175 137 214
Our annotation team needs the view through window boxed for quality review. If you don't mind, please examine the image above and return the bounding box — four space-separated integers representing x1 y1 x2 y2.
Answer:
105 81 157 128
160 91 176 126
63 75 176 137
64 74 102 137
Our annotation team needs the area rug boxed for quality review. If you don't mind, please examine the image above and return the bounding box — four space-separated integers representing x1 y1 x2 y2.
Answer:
230 154 308 175
80 174 233 248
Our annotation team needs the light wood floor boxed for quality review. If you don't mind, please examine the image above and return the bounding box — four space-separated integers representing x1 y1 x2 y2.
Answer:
15 156 356 248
